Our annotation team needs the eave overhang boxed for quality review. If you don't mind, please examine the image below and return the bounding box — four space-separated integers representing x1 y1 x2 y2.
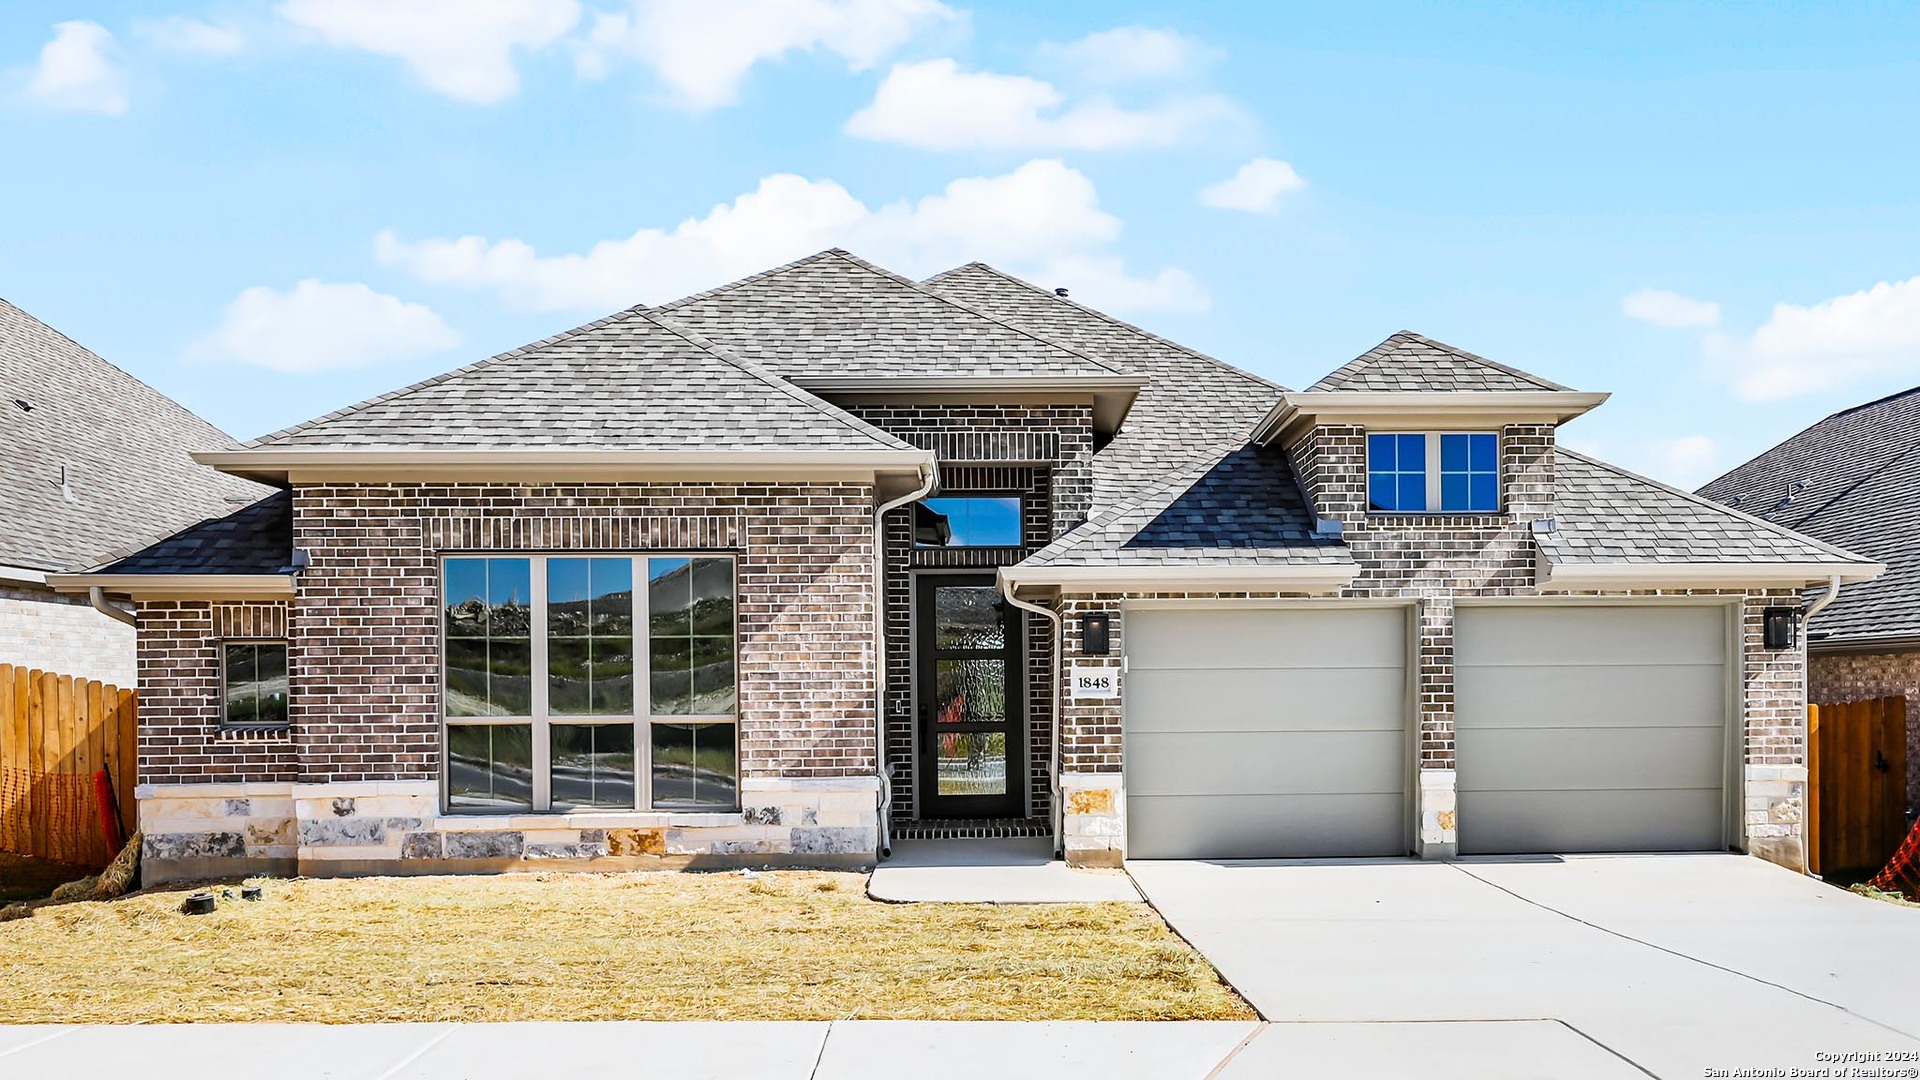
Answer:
792 375 1146 438
998 561 1357 596
1535 554 1885 591
46 573 296 601
194 448 938 486
1253 391 1611 446
1809 633 1920 656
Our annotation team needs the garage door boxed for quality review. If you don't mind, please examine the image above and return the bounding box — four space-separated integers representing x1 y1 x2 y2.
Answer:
1455 605 1730 855
1124 607 1408 860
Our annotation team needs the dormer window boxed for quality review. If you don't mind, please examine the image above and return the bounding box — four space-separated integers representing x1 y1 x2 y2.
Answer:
1367 432 1499 513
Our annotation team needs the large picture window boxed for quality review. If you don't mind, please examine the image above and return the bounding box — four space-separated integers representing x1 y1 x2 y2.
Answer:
442 554 737 813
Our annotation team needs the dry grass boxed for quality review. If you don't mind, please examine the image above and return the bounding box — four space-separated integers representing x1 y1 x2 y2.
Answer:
0 870 1253 1023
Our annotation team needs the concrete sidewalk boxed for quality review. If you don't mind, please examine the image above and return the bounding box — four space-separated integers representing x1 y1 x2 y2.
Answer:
868 838 1140 903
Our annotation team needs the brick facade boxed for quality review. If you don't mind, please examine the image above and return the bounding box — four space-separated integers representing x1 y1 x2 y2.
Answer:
846 402 1093 826
135 600 297 784
0 582 135 686
1811 648 1920 808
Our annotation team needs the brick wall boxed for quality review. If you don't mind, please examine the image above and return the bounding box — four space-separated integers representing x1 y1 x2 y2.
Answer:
848 402 1092 824
0 582 135 686
135 600 297 784
1812 648 1920 807
138 481 878 788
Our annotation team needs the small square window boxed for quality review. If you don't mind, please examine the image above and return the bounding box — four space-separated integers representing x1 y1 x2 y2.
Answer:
1370 433 1500 514
222 642 288 730
1438 433 1500 512
1367 433 1427 512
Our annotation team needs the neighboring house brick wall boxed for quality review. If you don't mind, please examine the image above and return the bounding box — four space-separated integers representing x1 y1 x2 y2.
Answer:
1811 649 1920 809
848 402 1092 825
0 582 135 686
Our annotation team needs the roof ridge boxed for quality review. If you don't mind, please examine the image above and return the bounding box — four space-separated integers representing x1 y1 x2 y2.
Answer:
1314 330 1572 392
642 311 917 452
924 260 1288 394
651 248 851 314
244 303 654 447
1830 382 1920 420
1556 445 1875 565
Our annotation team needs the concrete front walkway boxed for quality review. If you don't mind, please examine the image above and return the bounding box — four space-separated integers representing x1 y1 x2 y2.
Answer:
868 838 1140 903
1129 853 1920 1080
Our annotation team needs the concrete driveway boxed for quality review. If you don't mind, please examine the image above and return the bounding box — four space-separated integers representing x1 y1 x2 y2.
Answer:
1128 854 1920 1079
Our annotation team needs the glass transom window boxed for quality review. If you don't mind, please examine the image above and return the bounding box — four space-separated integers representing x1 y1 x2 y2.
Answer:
913 497 1023 548
1367 432 1500 514
442 554 737 813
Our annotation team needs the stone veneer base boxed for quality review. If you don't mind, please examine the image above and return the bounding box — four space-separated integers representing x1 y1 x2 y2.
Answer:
138 776 882 884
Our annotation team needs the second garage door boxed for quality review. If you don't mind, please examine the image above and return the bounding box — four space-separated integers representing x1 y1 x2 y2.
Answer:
1124 607 1409 860
1455 604 1731 855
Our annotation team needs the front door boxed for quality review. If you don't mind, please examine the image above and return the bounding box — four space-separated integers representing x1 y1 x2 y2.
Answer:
915 574 1023 818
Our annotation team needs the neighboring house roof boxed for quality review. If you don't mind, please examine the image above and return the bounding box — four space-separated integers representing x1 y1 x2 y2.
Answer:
922 262 1283 509
243 306 916 453
0 296 269 573
1698 387 1920 645
1018 443 1349 569
1310 331 1573 392
85 491 291 576
656 250 1126 381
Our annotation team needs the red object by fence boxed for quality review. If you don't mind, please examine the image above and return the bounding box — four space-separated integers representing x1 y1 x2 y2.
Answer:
91 770 123 853
0 765 115 870
1865 817 1920 903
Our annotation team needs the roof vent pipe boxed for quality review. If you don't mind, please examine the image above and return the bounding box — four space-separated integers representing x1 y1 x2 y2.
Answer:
1054 287 1069 297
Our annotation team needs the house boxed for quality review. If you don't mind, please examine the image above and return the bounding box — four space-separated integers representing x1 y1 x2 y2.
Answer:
49 250 1880 883
1 297 269 686
1700 388 1920 813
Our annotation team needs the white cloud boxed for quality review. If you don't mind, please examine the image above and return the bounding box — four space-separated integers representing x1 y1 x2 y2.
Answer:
189 280 461 372
847 58 1237 151
376 158 1206 315
1646 434 1721 488
1622 288 1720 329
277 0 580 103
1198 157 1305 214
576 0 954 109
1039 26 1215 83
134 16 246 56
22 21 128 115
1718 275 1920 401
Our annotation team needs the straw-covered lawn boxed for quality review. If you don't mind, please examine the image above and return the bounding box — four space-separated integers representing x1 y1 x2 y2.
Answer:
0 870 1252 1023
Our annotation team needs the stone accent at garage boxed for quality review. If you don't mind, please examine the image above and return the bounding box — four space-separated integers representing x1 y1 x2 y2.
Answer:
1417 768 1458 858
1060 772 1124 868
137 776 882 882
1811 647 1920 809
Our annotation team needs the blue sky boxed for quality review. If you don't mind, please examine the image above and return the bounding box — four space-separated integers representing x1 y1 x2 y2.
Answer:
4 2 1919 489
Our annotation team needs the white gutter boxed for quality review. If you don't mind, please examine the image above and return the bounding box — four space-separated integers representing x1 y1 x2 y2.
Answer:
872 462 938 860
999 562 1357 594
1798 574 1844 878
999 575 1064 859
88 587 136 627
1805 574 1845 622
1535 559 1884 590
47 573 297 600
0 564 50 586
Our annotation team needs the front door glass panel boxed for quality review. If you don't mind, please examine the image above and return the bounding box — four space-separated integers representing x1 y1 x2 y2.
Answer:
915 575 1022 817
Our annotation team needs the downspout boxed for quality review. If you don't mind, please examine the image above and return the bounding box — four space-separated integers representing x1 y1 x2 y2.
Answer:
1000 576 1064 859
1798 574 1842 876
88 587 136 627
874 460 938 860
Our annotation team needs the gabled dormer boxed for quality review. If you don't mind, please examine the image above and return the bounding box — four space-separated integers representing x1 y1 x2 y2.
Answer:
1257 332 1607 526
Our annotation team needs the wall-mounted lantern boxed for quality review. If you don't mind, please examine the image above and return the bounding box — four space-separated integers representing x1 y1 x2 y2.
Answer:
1081 612 1112 656
1763 607 1799 650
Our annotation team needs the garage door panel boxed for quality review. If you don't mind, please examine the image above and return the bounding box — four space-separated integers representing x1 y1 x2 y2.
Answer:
1123 607 1408 860
1456 663 1724 731
1455 605 1725 667
1129 730 1407 797
1457 789 1725 854
1128 794 1408 860
1458 726 1727 793
1127 608 1406 670
1455 606 1728 855
1126 667 1408 735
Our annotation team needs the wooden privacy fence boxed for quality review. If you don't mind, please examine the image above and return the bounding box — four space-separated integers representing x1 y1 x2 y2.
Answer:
0 664 137 866
1808 696 1908 877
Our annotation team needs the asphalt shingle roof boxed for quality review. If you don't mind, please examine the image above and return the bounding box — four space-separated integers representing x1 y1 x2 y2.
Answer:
247 306 915 452
0 297 271 572
657 250 1124 381
1021 442 1351 568
1698 388 1920 643
89 491 292 576
922 262 1283 509
1546 448 1867 566
1311 331 1573 392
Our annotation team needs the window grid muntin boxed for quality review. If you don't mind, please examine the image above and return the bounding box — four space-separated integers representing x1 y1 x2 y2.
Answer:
441 552 738 814
1366 432 1502 514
